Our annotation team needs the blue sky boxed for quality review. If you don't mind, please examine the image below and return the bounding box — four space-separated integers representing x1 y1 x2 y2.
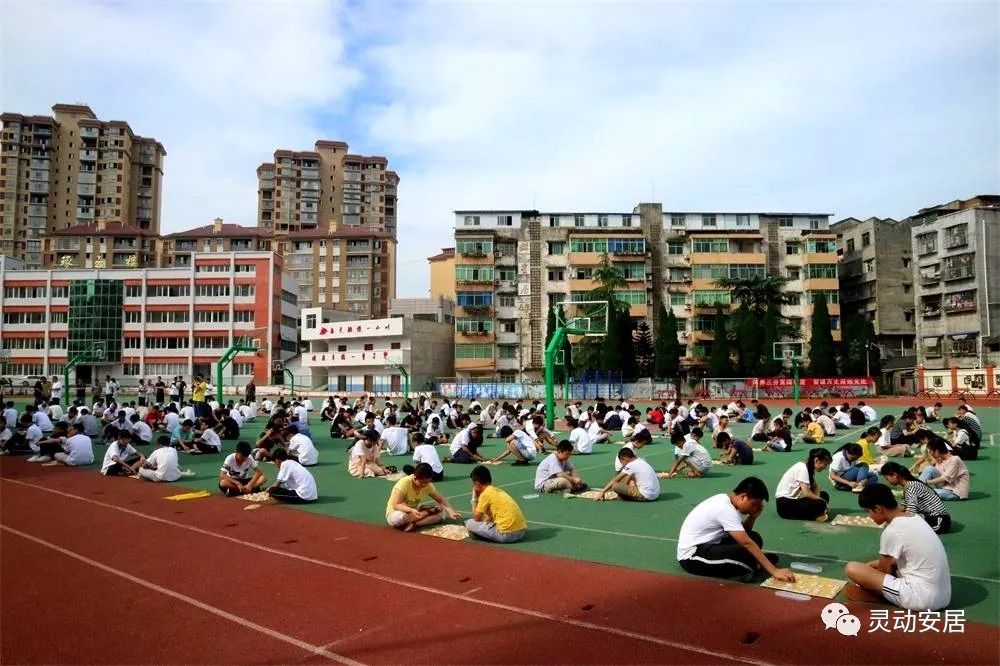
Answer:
2 0 997 296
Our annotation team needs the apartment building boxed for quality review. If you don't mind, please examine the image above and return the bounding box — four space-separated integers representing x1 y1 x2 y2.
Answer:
451 204 838 380
0 252 297 386
0 104 165 269
256 141 398 236
299 307 453 394
428 247 456 300
162 217 396 317
389 296 454 324
911 200 1000 370
831 216 916 356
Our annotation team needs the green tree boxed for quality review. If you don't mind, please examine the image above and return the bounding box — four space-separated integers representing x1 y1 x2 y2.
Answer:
653 304 680 381
807 294 837 376
715 274 797 375
709 305 733 376
759 307 781 376
589 253 631 375
840 315 879 378
633 321 655 377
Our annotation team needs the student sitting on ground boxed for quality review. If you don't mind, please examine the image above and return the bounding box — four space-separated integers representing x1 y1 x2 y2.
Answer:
534 440 587 493
490 422 537 466
876 415 910 458
566 417 593 455
880 462 951 534
800 414 825 445
267 448 318 503
918 439 969 501
465 465 527 543
444 423 487 464
717 432 753 466
844 484 951 610
828 443 878 492
101 430 143 476
27 422 68 463
677 476 795 582
830 406 852 430
762 418 793 452
855 427 879 466
385 462 461 531
404 432 444 482
284 425 319 467
750 418 769 443
661 431 713 478
380 415 411 456
349 429 390 478
2 415 41 456
128 413 153 447
219 441 267 496
191 419 223 455
170 419 197 453
137 435 182 483
774 448 832 522
943 417 977 461
595 448 660 502
587 416 610 445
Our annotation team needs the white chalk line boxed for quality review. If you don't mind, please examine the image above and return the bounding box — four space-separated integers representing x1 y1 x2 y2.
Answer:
0 524 364 666
0 477 775 666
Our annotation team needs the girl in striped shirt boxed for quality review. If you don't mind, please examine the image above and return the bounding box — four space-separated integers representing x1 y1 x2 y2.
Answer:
880 462 951 534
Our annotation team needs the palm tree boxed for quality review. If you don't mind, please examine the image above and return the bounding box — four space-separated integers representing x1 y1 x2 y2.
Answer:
713 274 792 314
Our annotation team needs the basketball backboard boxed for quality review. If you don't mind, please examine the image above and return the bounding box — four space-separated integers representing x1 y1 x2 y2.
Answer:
558 300 609 337
773 341 804 362
91 343 106 362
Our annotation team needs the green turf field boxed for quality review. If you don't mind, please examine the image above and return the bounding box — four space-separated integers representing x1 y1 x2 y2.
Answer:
87 402 999 623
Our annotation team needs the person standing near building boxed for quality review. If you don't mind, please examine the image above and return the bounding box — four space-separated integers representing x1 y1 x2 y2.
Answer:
50 376 63 405
245 379 256 405
155 376 166 405
191 374 208 419
176 377 187 405
75 378 87 406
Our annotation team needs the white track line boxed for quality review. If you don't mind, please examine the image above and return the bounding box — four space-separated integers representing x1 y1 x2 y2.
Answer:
0 524 364 666
0 478 774 666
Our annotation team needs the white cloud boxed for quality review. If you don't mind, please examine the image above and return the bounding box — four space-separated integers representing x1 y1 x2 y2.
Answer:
3 1 996 298
1 0 360 230
359 1 999 295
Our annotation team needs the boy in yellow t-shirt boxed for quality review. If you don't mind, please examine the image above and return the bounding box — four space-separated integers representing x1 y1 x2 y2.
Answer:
801 415 825 444
385 463 461 531
465 465 526 543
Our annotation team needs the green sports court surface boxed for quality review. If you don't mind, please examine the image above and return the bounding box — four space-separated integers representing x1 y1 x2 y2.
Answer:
89 402 1000 624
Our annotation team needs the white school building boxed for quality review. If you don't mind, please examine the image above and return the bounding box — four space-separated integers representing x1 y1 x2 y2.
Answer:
299 307 453 394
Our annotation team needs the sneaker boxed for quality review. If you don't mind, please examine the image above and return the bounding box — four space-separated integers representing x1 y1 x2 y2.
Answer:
34 455 52 463
26 455 42 462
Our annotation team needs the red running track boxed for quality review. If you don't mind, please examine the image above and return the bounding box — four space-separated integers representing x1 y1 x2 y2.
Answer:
1 460 997 665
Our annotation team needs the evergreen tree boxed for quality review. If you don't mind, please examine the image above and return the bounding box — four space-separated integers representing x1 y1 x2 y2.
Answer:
653 304 681 381
709 305 733 376
759 307 781 376
807 294 837 376
732 303 762 376
634 320 655 377
840 315 879 378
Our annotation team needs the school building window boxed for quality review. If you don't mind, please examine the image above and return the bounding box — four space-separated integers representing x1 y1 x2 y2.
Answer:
692 238 728 253
806 265 838 279
547 241 565 255
454 265 493 283
456 292 493 307
498 345 518 359
455 318 492 333
692 291 731 307
232 363 254 375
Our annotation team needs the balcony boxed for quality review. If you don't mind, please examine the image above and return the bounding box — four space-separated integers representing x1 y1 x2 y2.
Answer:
495 279 517 292
921 303 942 318
943 268 974 282
53 238 81 251
79 149 98 161
919 270 941 285
77 172 96 184
28 181 49 194
113 240 137 250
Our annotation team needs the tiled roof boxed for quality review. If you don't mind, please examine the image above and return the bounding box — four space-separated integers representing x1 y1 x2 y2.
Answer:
163 223 268 239
427 248 455 262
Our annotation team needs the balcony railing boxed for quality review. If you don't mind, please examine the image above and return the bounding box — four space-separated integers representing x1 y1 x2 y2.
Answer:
944 233 967 249
944 268 974 281
922 307 941 318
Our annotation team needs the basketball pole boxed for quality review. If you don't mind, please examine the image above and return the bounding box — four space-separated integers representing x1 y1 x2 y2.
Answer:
544 310 587 430
793 358 800 408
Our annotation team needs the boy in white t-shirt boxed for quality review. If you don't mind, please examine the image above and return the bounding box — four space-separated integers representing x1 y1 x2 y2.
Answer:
661 431 713 478
284 425 319 467
138 435 182 483
267 448 318 503
845 484 951 610
380 415 411 456
219 441 266 495
405 433 444 481
490 424 537 466
567 417 593 454
101 431 144 476
677 476 794 581
192 420 222 455
596 448 660 502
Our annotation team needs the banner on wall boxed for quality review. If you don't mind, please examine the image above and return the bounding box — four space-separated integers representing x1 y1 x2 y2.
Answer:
747 377 873 389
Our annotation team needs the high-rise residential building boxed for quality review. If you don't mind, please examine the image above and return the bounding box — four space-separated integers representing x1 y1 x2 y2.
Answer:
831 216 916 357
910 196 1000 370
451 204 839 381
162 217 396 318
256 141 398 235
0 252 297 385
427 247 455 300
0 104 165 269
